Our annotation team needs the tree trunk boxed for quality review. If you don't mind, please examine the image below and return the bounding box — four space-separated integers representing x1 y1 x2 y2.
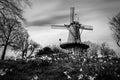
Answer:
27 49 34 58
22 51 25 60
1 45 8 60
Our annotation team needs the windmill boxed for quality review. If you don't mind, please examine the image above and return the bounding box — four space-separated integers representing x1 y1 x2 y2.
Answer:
52 7 93 54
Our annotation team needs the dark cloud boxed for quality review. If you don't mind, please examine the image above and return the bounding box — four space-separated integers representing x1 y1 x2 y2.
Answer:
101 0 120 2
27 0 120 27
28 14 69 26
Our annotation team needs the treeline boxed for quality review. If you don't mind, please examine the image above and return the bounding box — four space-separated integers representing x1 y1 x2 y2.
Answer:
0 45 120 80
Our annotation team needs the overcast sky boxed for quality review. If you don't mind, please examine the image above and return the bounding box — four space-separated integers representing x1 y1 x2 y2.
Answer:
23 0 120 54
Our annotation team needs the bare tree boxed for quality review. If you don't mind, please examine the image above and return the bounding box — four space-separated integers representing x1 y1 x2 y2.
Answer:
11 28 29 59
0 0 31 60
84 41 116 58
109 12 120 47
84 41 99 58
0 0 30 20
0 18 23 60
27 40 40 58
100 43 116 57
12 35 40 59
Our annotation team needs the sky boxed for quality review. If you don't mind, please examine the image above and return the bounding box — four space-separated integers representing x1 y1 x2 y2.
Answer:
23 0 120 54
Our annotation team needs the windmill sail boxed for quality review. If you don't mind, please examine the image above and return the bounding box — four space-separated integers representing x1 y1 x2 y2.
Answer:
51 7 93 54
51 7 93 44
81 25 93 30
70 7 75 23
51 25 66 29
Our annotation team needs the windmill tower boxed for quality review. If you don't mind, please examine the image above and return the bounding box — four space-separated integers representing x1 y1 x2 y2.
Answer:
68 7 81 43
52 7 93 54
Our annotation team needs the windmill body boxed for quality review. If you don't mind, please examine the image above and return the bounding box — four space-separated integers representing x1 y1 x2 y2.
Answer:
67 22 81 43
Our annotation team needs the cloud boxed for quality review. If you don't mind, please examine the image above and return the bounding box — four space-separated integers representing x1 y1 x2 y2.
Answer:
25 0 120 27
100 0 120 3
27 13 69 26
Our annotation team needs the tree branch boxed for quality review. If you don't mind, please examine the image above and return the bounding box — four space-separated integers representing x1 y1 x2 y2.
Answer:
117 40 120 47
